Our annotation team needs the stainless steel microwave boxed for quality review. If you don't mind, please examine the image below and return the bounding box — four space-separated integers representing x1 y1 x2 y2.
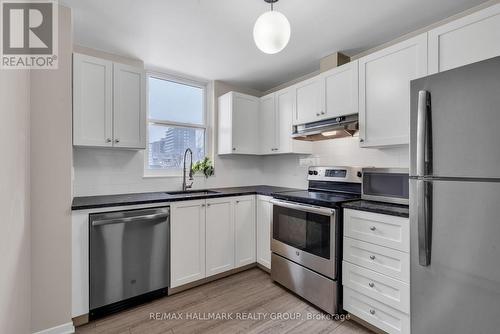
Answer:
361 168 409 205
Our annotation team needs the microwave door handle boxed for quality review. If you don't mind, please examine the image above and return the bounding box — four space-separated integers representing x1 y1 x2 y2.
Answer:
416 90 432 177
417 180 432 266
270 199 335 216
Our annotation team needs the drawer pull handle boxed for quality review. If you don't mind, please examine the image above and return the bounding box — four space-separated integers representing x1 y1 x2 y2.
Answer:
370 226 376 231
369 309 376 315
370 255 376 260
369 282 375 288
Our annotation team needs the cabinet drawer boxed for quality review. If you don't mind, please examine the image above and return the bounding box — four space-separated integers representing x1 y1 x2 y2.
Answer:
344 209 409 252
343 262 409 313
343 237 409 282
344 287 410 334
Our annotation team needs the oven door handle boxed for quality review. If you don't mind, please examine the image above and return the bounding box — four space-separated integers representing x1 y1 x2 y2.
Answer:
270 199 335 216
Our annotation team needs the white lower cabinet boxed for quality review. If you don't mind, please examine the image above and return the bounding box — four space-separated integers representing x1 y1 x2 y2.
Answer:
343 209 410 334
256 195 272 269
206 197 235 277
171 195 258 288
234 195 256 267
170 200 206 288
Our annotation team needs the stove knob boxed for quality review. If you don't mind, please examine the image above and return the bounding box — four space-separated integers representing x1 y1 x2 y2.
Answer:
308 171 314 175
357 171 362 178
313 171 319 175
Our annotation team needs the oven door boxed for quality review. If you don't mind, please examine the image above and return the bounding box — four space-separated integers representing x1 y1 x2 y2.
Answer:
270 199 336 279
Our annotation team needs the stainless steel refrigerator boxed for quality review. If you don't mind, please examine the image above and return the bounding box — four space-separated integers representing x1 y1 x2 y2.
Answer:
409 56 500 334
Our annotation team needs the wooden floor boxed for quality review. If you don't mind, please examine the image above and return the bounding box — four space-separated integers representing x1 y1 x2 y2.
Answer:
76 268 374 334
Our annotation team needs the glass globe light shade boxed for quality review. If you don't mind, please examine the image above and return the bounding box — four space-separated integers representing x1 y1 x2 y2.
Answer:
253 10 291 54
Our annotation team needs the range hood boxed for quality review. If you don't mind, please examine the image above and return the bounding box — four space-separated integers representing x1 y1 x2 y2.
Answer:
292 114 358 141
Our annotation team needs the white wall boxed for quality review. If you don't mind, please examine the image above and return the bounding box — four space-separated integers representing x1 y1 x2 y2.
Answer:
261 137 409 189
30 5 73 333
0 70 31 333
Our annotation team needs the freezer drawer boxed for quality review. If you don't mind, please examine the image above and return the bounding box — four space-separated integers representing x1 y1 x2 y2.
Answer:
343 261 410 313
343 237 410 283
344 287 410 334
410 179 500 333
344 209 409 252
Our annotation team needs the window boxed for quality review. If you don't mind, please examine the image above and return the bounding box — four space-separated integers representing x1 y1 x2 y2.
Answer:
145 74 207 176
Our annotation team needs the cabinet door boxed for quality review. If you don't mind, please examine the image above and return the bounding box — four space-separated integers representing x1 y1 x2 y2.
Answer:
259 93 277 154
323 60 358 119
294 76 324 124
217 93 233 155
359 33 427 147
232 92 260 154
170 200 206 288
73 53 113 147
113 63 146 149
206 197 235 276
275 88 293 153
428 4 500 74
256 195 272 269
234 196 256 268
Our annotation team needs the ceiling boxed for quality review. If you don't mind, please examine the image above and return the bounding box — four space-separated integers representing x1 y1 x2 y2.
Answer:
62 0 489 91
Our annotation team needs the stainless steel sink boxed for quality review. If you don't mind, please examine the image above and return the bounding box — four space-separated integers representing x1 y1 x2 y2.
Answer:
165 190 220 197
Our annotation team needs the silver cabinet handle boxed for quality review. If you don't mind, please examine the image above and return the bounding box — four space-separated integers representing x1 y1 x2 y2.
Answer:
359 138 364 143
370 226 376 231
105 138 112 143
236 200 239 203
316 112 320 116
369 309 376 315
369 255 376 260
201 204 205 207
418 180 432 266
207 203 211 207
321 111 325 115
369 282 375 288
114 138 120 143
417 90 431 177
232 147 236 151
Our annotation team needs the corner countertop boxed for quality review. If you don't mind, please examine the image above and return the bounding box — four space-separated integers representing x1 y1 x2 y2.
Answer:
71 185 302 210
342 200 409 218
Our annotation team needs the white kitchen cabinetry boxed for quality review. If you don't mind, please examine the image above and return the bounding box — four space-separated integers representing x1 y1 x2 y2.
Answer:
343 209 410 334
259 93 277 154
256 195 272 270
205 197 235 277
234 195 256 268
73 53 146 149
73 53 113 147
218 92 260 155
259 89 312 155
112 63 146 149
322 60 359 118
170 200 206 288
358 33 427 148
293 75 324 124
428 4 500 74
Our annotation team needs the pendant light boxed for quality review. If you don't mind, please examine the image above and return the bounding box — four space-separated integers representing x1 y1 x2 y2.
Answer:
253 0 291 54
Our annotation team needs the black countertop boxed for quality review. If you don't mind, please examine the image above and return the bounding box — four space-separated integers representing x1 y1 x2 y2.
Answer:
342 200 409 218
71 185 302 210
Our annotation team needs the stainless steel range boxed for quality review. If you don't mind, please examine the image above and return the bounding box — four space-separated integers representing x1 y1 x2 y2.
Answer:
270 166 362 315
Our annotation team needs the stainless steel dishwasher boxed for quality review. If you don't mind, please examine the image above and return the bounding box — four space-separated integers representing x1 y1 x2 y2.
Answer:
89 207 169 319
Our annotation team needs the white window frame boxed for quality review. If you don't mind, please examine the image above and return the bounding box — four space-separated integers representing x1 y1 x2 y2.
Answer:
143 71 209 178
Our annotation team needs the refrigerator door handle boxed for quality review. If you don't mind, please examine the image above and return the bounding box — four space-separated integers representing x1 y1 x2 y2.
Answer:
417 180 432 266
416 90 431 177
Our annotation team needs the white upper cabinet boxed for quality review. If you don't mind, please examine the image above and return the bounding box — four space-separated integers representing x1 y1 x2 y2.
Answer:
73 53 113 147
112 63 146 149
358 33 428 148
428 4 500 74
73 53 146 149
234 196 256 268
293 75 324 124
322 60 359 118
259 93 277 154
218 92 260 155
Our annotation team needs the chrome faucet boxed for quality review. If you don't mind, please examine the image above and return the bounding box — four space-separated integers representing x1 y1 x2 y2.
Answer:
182 148 194 191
